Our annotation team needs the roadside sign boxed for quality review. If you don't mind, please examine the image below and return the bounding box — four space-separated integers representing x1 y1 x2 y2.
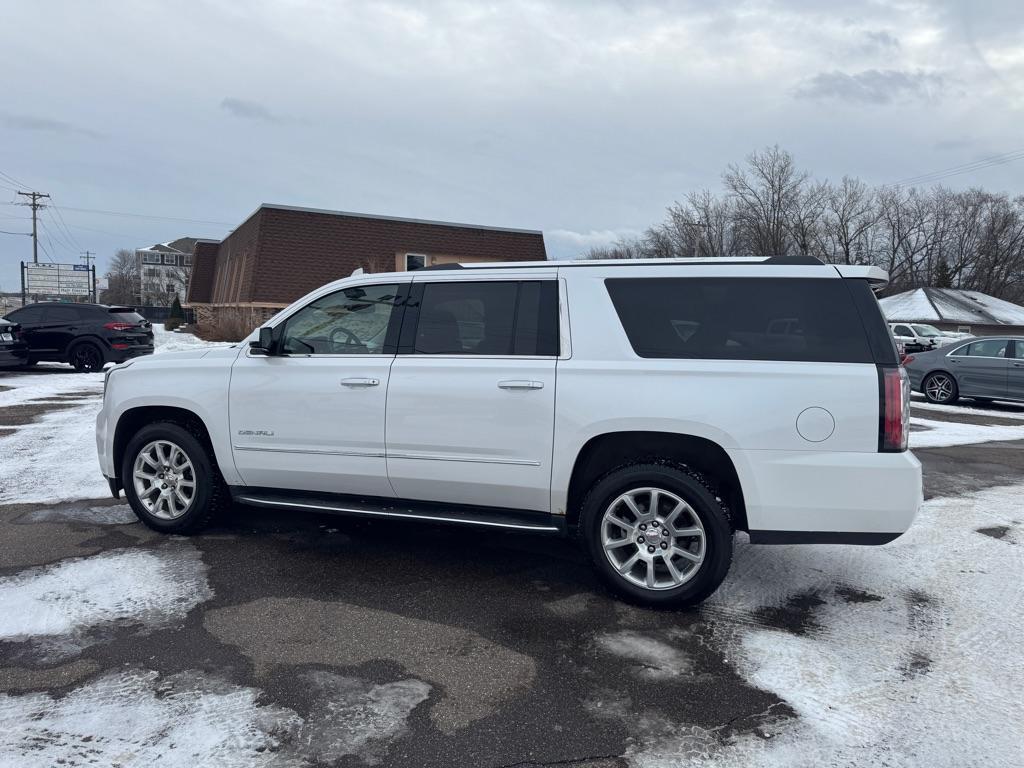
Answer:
24 262 92 296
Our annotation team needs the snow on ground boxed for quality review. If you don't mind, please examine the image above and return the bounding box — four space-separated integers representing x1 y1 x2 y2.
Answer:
0 328 227 505
0 545 212 657
596 630 692 680
909 416 1024 448
628 482 1024 767
0 668 431 767
0 669 301 768
911 395 1024 421
19 503 137 525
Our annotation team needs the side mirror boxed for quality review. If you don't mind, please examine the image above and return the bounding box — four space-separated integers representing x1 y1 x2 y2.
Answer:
249 326 276 355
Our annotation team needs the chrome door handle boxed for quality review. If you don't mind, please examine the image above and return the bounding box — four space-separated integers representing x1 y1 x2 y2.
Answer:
498 380 544 390
340 377 380 387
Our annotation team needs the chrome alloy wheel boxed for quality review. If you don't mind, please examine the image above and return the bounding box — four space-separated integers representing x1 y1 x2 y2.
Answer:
925 373 955 403
600 487 707 590
132 440 197 520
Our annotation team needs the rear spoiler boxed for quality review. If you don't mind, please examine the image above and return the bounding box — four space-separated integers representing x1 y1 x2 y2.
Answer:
833 265 889 290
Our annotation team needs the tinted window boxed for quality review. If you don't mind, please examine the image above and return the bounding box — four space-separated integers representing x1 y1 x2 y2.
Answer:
7 306 45 324
109 309 146 324
411 281 558 356
44 305 82 323
606 277 873 363
968 339 1008 358
282 284 401 355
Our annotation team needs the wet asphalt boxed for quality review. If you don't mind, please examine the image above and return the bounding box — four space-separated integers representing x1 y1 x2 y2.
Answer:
1 370 1022 767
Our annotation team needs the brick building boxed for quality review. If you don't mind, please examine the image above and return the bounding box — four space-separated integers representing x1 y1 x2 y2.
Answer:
186 204 547 327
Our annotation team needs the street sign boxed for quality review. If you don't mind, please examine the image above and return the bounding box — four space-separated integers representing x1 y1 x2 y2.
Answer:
24 262 92 296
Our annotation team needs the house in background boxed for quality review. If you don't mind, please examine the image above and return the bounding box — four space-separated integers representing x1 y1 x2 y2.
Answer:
880 287 1024 337
186 204 547 327
136 237 205 305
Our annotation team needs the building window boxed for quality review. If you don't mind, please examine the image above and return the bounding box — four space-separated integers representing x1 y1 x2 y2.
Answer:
166 283 176 294
183 255 192 266
405 253 426 271
163 253 177 265
142 252 161 264
145 268 159 278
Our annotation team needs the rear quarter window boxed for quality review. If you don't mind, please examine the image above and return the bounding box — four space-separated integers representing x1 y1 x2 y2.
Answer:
605 277 876 363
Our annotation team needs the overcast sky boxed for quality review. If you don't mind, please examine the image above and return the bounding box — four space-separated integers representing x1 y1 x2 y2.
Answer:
1 0 1023 291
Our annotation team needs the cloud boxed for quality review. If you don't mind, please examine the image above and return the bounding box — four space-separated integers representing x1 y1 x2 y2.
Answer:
219 97 283 123
1 113 100 138
861 30 901 54
545 228 645 258
794 69 945 104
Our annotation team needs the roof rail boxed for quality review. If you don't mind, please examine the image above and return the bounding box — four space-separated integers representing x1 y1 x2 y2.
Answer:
762 255 825 266
420 263 465 271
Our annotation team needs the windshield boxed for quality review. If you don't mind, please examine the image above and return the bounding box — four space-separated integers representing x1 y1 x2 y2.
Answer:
912 324 942 337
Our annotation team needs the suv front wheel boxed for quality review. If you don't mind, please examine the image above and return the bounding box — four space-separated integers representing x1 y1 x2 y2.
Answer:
122 422 227 533
579 463 733 607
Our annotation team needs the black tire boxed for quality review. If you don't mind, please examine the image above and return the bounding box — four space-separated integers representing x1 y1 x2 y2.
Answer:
922 371 959 404
121 421 228 533
578 462 733 608
68 341 105 372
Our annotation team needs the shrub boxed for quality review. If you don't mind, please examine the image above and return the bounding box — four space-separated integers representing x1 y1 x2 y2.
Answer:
164 317 183 331
194 314 251 342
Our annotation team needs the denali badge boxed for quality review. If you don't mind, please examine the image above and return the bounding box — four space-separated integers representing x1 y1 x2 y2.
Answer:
237 429 275 436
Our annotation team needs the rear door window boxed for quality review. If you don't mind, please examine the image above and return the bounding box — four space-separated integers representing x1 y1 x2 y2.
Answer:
966 339 1009 358
406 281 559 356
605 277 874 363
43 305 82 324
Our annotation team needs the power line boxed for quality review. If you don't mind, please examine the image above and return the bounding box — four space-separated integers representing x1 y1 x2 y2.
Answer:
1 229 32 236
49 204 232 227
0 168 33 190
48 200 84 251
889 147 1024 188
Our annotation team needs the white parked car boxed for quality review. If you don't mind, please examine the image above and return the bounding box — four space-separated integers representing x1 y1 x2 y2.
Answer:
889 322 946 352
97 257 921 607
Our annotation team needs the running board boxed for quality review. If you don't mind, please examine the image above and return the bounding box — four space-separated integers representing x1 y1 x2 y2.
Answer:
231 488 566 534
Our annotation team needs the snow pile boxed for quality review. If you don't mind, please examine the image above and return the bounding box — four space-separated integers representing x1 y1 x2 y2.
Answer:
0 669 300 768
0 668 431 766
909 416 1024 448
0 546 211 654
631 483 1024 767
911 397 1024 421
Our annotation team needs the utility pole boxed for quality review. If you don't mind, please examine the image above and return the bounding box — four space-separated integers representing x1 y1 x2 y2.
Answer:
15 191 50 264
81 251 96 302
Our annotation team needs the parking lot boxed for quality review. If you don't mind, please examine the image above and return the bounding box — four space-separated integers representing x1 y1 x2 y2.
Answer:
1 336 1022 767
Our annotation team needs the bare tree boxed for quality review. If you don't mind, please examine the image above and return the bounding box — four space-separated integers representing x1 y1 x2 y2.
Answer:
821 177 877 264
101 249 140 305
723 146 808 257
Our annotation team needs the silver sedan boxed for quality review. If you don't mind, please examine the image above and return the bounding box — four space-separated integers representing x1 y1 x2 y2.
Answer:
903 336 1024 405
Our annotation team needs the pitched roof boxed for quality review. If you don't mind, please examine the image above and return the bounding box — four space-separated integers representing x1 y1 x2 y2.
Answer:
137 237 202 254
880 288 1024 326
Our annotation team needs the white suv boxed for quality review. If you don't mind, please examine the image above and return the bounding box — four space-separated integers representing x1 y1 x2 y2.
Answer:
97 257 921 607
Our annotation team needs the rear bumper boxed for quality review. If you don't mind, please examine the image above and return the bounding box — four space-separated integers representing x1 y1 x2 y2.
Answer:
0 345 29 368
107 344 153 363
731 448 922 543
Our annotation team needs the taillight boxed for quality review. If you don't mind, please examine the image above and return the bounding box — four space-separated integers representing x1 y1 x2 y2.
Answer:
104 322 134 331
879 365 910 452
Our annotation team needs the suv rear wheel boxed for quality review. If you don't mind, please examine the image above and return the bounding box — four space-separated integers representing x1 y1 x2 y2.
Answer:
579 463 732 607
122 422 227 533
69 340 105 372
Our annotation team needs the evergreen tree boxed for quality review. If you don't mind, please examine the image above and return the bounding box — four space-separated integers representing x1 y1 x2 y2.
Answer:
934 259 953 288
169 295 184 321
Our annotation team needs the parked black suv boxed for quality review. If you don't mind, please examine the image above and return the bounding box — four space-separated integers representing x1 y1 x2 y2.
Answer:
3 303 154 371
0 317 29 368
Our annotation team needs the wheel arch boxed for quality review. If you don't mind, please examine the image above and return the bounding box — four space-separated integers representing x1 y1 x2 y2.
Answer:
565 431 747 532
113 405 216 489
